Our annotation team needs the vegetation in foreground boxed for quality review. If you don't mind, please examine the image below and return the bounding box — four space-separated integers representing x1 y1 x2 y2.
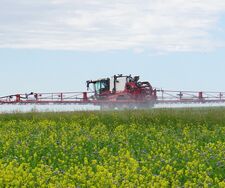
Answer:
0 108 225 187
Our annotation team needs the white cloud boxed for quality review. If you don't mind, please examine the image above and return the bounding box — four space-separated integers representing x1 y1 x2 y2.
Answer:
0 0 225 53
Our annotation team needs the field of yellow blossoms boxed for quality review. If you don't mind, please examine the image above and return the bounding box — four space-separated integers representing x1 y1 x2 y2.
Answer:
0 108 225 187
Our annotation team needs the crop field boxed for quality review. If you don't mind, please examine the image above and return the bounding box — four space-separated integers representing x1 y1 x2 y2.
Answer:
0 108 225 187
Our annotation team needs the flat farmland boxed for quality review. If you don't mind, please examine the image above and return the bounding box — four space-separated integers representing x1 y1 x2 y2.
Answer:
0 109 224 187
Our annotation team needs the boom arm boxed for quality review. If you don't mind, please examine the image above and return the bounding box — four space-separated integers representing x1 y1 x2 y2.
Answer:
0 92 92 104
0 90 225 105
155 90 225 104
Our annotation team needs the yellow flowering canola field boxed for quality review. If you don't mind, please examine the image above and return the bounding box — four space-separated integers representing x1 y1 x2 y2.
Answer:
0 109 225 187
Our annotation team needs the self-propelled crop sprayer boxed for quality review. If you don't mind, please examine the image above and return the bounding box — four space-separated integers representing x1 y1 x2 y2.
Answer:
1 74 225 110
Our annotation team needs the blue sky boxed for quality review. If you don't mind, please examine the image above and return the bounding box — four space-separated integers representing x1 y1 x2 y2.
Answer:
0 0 225 96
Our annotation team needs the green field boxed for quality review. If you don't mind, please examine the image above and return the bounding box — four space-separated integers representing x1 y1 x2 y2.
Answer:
0 108 225 187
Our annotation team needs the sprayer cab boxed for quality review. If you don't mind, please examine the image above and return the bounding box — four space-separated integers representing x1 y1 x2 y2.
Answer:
87 78 110 95
86 74 134 94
